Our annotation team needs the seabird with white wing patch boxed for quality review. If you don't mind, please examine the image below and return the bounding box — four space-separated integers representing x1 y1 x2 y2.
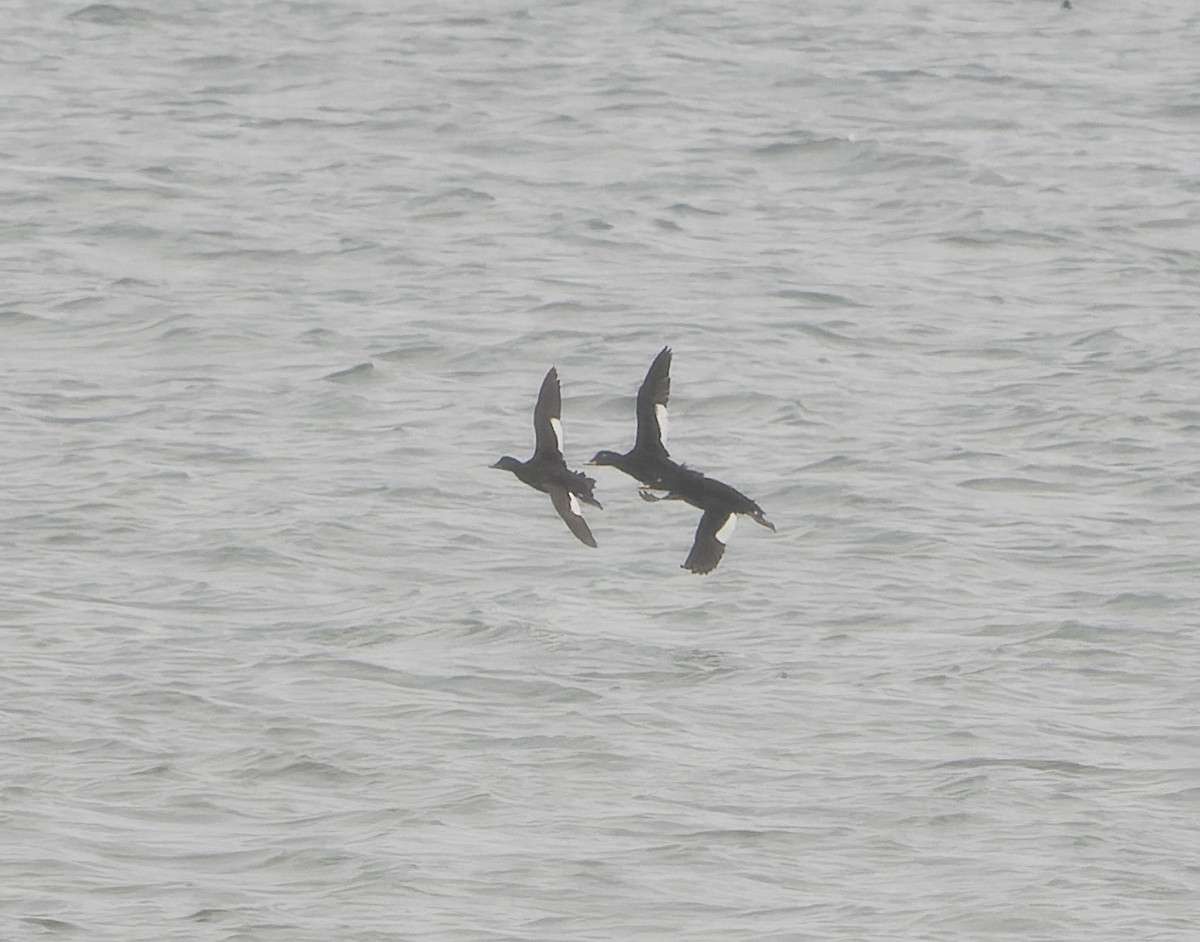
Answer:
492 367 602 548
592 346 775 574
640 465 775 574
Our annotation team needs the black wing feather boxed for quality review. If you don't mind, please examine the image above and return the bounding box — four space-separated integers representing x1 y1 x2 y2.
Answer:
634 346 671 457
547 484 597 547
682 507 732 574
533 367 562 458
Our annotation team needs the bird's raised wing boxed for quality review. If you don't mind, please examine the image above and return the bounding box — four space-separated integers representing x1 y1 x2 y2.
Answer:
533 367 564 458
635 346 671 457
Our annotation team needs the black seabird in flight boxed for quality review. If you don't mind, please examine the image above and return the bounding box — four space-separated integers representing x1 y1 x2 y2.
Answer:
492 367 602 548
592 347 774 573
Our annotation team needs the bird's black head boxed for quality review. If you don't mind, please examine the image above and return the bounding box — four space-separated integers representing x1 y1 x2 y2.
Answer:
491 456 522 473
587 450 624 468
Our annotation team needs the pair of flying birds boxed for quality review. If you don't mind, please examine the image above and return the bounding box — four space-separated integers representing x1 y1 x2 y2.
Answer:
491 347 775 574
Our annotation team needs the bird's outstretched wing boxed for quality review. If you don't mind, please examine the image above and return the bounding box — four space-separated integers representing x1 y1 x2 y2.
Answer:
533 367 564 458
682 507 736 574
634 346 671 457
547 484 597 547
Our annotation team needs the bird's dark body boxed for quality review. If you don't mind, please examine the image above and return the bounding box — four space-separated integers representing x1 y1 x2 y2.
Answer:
657 461 769 522
505 458 600 508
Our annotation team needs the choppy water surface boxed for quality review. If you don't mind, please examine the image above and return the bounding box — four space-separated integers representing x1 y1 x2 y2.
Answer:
3 1 1200 939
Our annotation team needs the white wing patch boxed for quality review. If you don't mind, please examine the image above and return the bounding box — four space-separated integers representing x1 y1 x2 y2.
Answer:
714 513 737 544
550 417 563 453
654 403 668 445
568 492 581 516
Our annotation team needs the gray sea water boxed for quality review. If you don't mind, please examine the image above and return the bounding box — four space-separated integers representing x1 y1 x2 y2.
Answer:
4 1 1200 939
